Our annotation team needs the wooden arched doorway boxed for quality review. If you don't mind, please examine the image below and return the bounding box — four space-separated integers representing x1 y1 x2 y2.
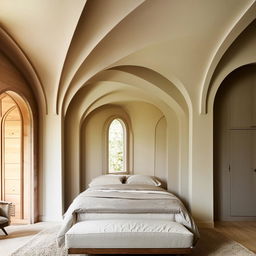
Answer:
0 91 33 224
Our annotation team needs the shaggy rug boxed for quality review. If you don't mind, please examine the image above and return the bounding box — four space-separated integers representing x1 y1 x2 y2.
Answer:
11 225 255 256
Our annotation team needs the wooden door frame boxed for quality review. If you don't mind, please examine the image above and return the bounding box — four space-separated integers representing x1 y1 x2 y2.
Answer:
0 91 37 223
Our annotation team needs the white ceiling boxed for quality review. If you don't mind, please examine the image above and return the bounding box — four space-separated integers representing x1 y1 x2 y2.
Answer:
0 0 255 114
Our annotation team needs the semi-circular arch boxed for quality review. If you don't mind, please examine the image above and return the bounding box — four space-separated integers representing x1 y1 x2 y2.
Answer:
200 2 256 114
0 27 47 114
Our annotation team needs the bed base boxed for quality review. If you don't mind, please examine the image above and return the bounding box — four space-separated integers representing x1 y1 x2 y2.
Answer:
68 247 193 254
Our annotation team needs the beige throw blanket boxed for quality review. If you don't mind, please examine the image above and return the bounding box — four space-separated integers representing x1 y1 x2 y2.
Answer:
57 184 199 246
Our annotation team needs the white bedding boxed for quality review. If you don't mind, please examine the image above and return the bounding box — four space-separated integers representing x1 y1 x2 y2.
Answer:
57 184 199 246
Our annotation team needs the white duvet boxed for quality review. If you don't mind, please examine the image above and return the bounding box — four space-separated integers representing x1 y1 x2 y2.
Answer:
57 184 199 246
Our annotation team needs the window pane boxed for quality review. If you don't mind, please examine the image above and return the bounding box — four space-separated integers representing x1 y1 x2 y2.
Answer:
108 119 125 172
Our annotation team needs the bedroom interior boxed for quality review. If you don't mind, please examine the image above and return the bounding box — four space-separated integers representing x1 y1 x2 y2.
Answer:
0 0 256 255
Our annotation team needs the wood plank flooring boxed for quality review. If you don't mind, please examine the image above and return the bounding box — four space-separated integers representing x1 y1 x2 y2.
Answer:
214 221 256 253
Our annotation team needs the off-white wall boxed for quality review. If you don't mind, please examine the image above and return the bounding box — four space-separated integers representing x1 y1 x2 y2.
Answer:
155 117 167 188
40 114 63 221
124 102 163 176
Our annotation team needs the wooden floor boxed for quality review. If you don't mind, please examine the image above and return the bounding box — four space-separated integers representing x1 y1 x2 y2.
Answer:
214 221 256 253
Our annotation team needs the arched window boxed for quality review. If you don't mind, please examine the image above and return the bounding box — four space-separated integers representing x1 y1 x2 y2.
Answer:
108 118 127 173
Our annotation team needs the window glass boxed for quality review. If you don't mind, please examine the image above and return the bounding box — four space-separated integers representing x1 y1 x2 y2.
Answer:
108 119 126 173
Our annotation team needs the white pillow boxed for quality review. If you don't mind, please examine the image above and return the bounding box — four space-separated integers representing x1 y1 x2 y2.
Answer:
89 175 125 187
125 175 161 187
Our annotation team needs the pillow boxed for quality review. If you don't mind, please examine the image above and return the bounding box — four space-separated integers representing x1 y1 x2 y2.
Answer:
88 175 125 187
125 174 161 187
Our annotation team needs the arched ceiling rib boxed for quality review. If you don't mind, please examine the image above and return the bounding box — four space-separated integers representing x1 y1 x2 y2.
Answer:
57 0 145 113
109 65 189 114
1 0 255 115
200 1 256 114
61 0 254 114
0 27 47 114
67 80 182 132
81 90 171 123
0 0 86 112
206 19 256 113
66 68 189 123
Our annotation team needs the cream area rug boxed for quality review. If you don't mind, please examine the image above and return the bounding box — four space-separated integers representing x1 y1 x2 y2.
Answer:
11 226 255 256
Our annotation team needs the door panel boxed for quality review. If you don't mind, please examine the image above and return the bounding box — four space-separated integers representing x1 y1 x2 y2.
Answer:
0 93 32 224
4 164 20 179
229 77 254 128
230 130 256 216
214 65 256 221
3 107 22 219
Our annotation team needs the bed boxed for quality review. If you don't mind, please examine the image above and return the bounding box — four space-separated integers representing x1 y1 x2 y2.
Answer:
57 175 199 254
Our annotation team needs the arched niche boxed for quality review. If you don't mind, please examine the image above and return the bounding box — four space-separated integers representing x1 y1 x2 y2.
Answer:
214 64 256 221
81 102 169 190
64 77 190 210
0 50 38 223
202 19 256 114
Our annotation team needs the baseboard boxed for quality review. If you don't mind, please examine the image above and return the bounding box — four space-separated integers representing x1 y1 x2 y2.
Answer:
196 221 214 228
216 216 256 221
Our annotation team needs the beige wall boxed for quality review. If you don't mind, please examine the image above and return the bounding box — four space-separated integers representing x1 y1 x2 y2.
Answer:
124 102 164 177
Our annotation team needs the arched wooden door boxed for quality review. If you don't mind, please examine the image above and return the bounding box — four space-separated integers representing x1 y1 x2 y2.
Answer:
0 92 32 223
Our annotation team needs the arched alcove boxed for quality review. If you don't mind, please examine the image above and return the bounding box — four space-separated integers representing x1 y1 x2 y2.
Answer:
80 102 168 190
202 19 256 114
214 64 256 221
63 76 190 210
0 50 39 223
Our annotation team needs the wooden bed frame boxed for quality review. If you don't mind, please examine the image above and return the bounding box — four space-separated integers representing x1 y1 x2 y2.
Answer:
68 248 193 254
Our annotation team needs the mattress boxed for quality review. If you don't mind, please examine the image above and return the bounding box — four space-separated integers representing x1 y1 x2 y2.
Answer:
66 219 194 248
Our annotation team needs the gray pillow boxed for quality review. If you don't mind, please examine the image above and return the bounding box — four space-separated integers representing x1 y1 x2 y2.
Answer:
89 175 125 187
125 175 161 186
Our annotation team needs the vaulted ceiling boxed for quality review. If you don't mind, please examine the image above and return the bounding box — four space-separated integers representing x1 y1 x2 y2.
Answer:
1 0 255 115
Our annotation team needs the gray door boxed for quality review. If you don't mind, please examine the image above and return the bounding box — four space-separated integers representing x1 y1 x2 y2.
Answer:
230 129 256 216
214 65 256 221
